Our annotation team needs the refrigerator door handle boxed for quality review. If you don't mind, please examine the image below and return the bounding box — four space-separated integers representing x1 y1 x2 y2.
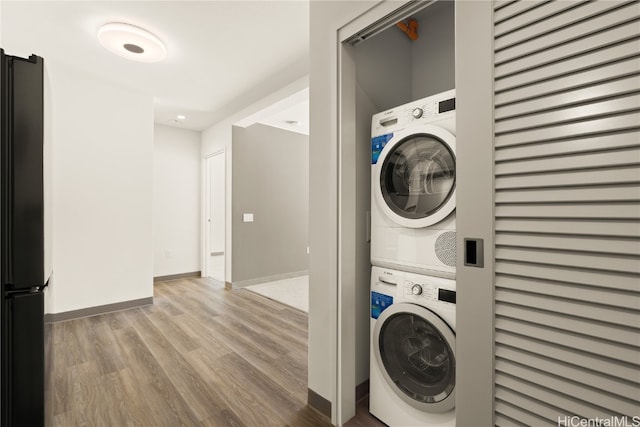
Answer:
5 286 43 295
0 53 13 287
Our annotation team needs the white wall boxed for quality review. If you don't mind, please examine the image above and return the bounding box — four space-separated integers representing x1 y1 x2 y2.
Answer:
48 62 154 314
200 75 308 283
153 124 201 278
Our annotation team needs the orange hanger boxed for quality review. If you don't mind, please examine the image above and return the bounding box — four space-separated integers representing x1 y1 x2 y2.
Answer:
396 19 418 41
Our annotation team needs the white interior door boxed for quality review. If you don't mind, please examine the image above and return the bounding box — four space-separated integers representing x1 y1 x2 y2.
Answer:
207 151 225 282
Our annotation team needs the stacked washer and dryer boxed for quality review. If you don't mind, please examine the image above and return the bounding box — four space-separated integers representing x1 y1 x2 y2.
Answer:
370 89 457 426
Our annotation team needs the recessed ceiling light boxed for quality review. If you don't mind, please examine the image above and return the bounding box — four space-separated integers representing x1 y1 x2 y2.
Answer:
176 114 186 120
98 22 166 63
285 120 301 126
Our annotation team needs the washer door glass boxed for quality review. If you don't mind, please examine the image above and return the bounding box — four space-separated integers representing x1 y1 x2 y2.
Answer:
379 311 455 406
380 134 455 220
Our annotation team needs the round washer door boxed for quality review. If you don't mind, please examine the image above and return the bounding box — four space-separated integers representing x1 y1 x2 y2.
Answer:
374 124 456 228
373 302 455 413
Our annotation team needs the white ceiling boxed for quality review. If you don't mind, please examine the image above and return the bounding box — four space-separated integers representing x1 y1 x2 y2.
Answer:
0 1 310 132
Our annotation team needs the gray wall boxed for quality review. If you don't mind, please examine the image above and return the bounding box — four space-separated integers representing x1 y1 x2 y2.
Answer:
412 0 455 99
355 83 376 387
355 25 412 111
455 2 495 425
231 124 309 284
354 0 455 112
309 1 383 418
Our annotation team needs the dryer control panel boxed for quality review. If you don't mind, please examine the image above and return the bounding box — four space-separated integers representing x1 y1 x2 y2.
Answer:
371 88 456 138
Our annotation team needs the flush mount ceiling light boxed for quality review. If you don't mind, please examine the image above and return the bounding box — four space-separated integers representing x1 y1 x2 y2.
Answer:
169 115 186 125
98 22 166 63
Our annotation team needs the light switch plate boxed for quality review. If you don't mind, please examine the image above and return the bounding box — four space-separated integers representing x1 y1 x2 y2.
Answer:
243 213 254 222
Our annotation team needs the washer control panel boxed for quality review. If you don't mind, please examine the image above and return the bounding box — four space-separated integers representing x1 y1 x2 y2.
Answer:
405 102 436 123
404 279 437 301
410 283 422 295
403 279 456 304
404 93 456 123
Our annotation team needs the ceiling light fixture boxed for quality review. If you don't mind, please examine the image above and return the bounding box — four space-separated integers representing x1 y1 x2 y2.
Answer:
176 114 186 120
98 22 166 63
285 120 302 126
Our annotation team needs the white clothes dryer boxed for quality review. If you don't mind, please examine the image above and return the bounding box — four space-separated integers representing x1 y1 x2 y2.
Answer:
370 266 456 427
371 90 456 277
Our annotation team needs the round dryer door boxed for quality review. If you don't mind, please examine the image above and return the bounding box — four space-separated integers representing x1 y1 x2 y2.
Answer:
375 124 456 228
373 303 456 413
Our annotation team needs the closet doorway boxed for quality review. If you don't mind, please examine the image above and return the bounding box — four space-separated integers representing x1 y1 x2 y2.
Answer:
205 150 226 283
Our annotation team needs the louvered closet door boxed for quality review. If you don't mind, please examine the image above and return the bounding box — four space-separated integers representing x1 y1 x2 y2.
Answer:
492 1 640 425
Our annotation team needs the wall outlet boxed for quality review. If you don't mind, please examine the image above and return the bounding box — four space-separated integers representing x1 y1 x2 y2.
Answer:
243 213 254 222
306 246 310 255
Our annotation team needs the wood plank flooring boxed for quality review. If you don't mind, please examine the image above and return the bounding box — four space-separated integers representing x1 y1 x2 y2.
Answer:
344 396 384 427
50 278 335 427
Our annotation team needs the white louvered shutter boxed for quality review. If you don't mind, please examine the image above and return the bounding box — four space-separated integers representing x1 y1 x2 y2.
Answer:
492 1 640 425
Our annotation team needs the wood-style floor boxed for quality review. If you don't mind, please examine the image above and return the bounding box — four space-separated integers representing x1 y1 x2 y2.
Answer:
50 277 339 426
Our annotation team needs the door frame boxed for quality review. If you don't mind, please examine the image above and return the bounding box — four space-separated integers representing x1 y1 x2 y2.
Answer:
336 2 428 423
202 149 226 281
334 1 495 425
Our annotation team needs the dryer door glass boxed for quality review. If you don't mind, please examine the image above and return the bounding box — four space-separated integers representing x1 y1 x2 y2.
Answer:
380 134 455 220
379 311 455 404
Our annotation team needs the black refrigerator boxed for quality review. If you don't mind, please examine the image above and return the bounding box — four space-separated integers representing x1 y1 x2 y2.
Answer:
0 49 46 426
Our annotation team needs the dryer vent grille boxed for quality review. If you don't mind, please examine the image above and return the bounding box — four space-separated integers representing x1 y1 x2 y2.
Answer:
435 231 456 267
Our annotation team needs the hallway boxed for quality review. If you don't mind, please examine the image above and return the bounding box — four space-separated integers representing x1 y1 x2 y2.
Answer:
50 278 330 426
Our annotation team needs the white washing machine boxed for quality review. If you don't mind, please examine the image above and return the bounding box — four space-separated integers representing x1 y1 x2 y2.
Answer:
371 90 456 278
370 266 456 427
